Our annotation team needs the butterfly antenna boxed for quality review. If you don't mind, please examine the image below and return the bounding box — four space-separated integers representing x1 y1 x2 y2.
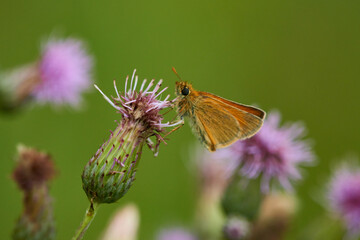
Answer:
172 67 182 81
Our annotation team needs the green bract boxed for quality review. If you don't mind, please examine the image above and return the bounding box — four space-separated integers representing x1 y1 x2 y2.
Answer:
82 122 143 204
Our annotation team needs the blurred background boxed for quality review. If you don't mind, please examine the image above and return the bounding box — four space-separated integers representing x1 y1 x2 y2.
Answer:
1 0 359 239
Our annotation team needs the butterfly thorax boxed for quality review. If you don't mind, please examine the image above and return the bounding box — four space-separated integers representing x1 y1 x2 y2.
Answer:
174 81 200 118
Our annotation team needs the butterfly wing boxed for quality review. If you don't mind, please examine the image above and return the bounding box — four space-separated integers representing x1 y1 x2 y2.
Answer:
200 92 266 120
191 95 264 151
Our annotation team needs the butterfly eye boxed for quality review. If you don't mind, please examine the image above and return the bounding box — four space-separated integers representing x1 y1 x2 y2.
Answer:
181 87 190 96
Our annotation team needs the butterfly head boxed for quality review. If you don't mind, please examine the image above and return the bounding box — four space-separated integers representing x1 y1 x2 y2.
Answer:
172 67 193 98
175 81 193 97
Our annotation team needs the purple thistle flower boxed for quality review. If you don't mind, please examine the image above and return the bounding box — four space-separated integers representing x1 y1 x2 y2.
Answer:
82 69 179 204
76 70 179 239
33 38 93 106
328 163 360 235
0 37 93 110
157 228 197 240
230 111 314 192
94 69 180 155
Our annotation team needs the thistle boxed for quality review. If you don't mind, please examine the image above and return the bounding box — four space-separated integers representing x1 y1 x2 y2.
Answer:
0 37 93 111
228 111 315 192
12 145 56 240
191 111 314 239
327 161 360 238
192 145 239 240
74 70 180 240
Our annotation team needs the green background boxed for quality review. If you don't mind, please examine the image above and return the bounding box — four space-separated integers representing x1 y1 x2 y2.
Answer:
1 0 359 239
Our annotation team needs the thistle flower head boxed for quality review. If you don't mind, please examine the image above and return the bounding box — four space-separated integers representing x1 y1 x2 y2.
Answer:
231 111 315 192
33 38 93 106
0 37 93 111
82 70 178 204
328 163 360 235
95 69 176 135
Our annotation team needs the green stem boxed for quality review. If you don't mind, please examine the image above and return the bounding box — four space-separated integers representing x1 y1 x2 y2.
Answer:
72 202 99 240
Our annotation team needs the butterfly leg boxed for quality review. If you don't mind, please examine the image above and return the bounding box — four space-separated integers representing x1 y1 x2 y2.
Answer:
163 118 185 138
146 133 167 157
161 107 174 116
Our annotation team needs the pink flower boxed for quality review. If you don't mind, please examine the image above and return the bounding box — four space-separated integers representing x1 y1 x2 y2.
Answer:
328 163 360 235
0 37 93 111
231 111 315 192
32 38 93 106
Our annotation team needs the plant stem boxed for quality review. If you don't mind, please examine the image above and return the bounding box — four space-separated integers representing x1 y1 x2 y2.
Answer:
72 201 99 240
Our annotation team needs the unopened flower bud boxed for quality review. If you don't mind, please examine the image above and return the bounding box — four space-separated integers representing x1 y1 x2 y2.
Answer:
222 176 262 221
223 216 250 240
12 145 56 240
249 193 297 240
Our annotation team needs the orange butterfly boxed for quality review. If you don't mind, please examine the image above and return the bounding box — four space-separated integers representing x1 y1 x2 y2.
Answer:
172 68 265 152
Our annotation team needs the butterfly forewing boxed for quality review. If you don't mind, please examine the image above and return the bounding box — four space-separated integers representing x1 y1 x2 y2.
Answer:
200 92 266 120
191 95 264 151
192 97 241 151
208 95 264 138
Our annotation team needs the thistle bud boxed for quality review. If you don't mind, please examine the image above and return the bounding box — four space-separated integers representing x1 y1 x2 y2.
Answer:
249 193 297 240
221 176 262 221
223 216 250 240
82 69 179 205
12 145 56 240
82 122 144 204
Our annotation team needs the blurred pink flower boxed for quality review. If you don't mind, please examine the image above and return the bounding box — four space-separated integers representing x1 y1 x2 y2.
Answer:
231 111 314 192
0 37 93 111
157 228 197 240
328 163 360 235
32 38 93 106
